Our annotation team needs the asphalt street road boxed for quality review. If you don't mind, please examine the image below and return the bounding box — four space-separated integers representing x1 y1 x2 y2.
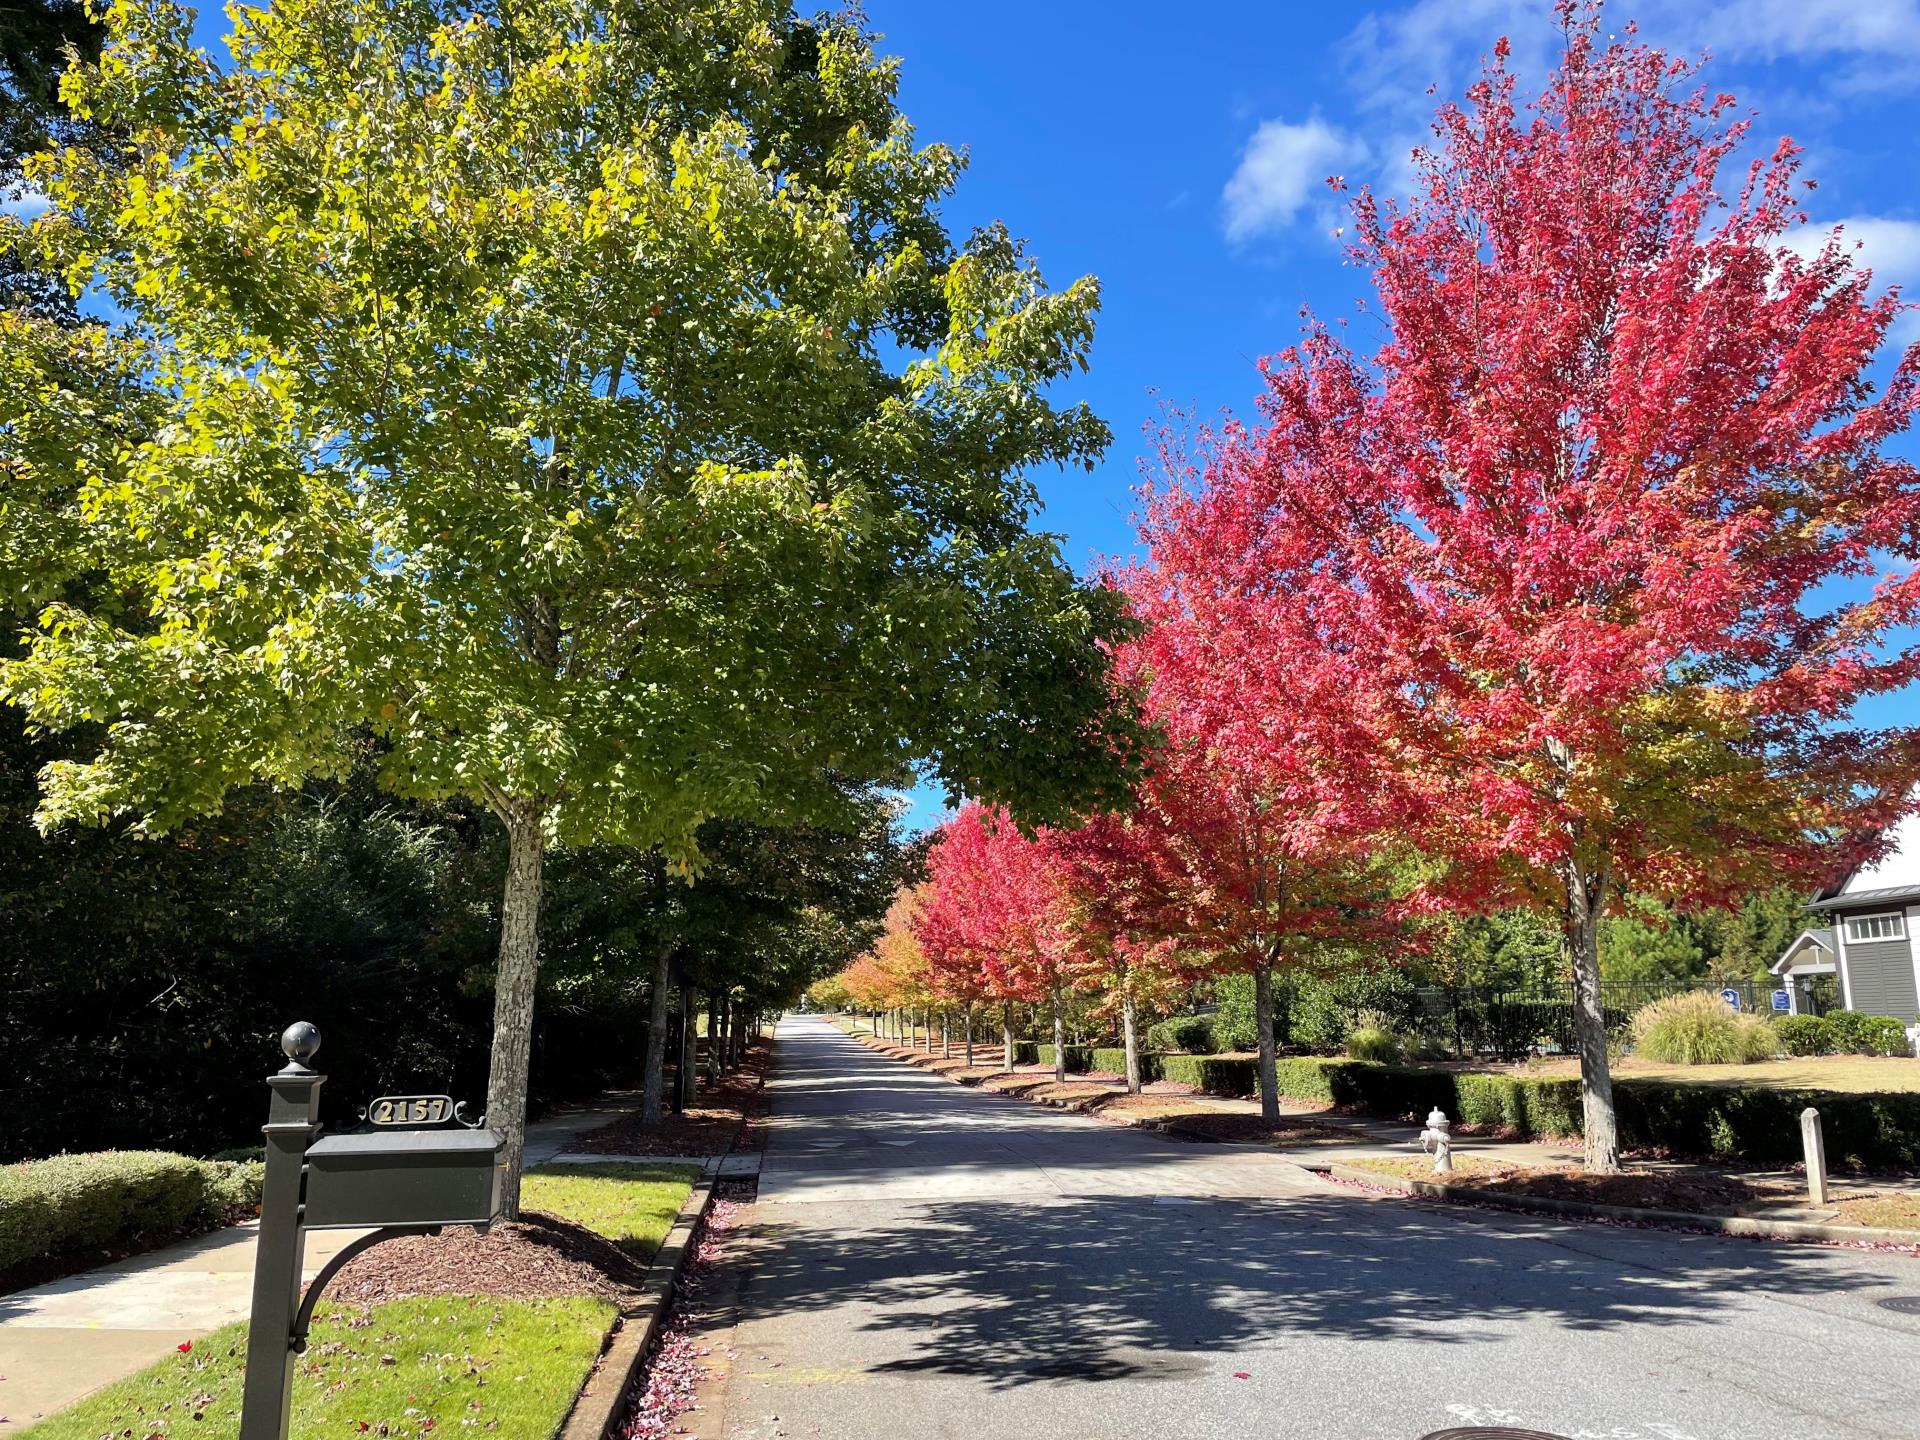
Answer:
707 1016 1920 1440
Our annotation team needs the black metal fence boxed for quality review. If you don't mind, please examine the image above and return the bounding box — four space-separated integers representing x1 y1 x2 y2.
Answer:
1408 976 1799 1059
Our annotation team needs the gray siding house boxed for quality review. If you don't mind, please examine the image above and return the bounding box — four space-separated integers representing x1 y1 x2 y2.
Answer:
1772 808 1920 1021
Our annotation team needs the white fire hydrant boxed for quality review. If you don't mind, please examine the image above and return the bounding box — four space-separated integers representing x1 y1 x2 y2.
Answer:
1419 1107 1454 1174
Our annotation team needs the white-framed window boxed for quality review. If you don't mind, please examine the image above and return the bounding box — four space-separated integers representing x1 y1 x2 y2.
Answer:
1843 912 1907 944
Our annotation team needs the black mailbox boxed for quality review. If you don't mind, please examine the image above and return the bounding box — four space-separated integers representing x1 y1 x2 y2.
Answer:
303 1127 505 1229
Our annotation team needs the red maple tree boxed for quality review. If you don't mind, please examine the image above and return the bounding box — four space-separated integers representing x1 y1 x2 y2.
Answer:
917 803 1073 1075
1205 7 1920 1167
1100 529 1417 1120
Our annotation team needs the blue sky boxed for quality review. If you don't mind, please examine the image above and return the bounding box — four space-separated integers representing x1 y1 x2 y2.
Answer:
866 0 1920 831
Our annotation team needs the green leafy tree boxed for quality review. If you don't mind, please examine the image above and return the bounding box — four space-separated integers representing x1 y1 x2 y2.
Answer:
3 0 1136 1210
0 0 106 317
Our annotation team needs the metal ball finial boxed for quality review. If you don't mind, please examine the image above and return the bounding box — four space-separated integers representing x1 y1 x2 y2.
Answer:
281 1021 321 1066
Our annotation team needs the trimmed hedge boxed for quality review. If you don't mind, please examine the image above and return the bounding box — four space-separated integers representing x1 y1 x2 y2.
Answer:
1035 1044 1095 1074
1159 1055 1259 1095
1615 1081 1920 1170
1233 1056 1920 1170
0 1151 264 1271
1087 1047 1163 1082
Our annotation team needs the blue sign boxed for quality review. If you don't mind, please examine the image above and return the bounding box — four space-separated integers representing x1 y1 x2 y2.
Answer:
1771 989 1791 1012
1720 987 1742 1011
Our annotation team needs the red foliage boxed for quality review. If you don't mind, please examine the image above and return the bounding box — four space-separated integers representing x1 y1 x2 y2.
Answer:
1218 11 1920 909
915 802 1066 1005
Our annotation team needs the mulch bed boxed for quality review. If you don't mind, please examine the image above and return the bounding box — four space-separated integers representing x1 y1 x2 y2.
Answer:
1361 1156 1920 1228
327 1211 656 1309
573 1045 772 1157
1152 1111 1357 1148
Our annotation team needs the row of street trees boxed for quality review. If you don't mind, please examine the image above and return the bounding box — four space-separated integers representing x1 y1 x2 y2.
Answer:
830 10 1920 1173
0 0 1143 1208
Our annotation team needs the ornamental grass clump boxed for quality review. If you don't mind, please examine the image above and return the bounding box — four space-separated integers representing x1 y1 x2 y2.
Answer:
1629 991 1778 1066
1345 1026 1405 1064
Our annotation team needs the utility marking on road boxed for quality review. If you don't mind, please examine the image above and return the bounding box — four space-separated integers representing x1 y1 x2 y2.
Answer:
740 1366 867 1386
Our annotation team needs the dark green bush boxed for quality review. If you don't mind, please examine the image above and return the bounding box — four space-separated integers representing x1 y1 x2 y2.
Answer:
1615 1081 1920 1169
1823 1011 1913 1057
1035 1044 1095 1074
1089 1047 1161 1081
1770 1014 1831 1056
1244 1056 1920 1169
1144 1015 1219 1055
0 1151 264 1271
1289 969 1422 1053
1159 1055 1258 1095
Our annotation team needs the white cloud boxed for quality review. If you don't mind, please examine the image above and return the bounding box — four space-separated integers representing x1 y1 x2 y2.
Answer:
1687 0 1920 63
1221 117 1366 244
1783 216 1920 279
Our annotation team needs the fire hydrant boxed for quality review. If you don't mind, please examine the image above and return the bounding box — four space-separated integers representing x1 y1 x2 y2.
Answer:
1419 1107 1453 1174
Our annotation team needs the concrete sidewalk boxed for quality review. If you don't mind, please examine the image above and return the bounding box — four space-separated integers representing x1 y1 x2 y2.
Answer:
0 1104 632 1431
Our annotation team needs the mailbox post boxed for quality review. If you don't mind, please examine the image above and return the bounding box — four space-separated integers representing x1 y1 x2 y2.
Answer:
239 1023 504 1440
239 1023 325 1440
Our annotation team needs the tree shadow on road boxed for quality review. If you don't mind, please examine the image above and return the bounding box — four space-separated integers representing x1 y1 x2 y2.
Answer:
729 1188 1911 1390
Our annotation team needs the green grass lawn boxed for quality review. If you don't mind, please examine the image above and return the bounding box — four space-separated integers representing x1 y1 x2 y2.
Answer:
522 1162 699 1260
20 1164 701 1440
17 1295 613 1440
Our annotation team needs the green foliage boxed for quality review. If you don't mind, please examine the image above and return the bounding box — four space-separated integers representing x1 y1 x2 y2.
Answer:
1287 968 1421 1053
1823 1011 1914 1057
0 1150 261 1270
1599 887 1811 985
1034 1043 1094 1073
1144 1014 1219 1055
1089 1046 1155 1079
1600 894 1706 984
6 0 1141 855
1770 1013 1832 1056
1427 908 1563 990
1629 991 1779 1065
1157 1054 1258 1095
1614 1081 1920 1170
1257 1057 1920 1168
1345 1026 1404 1063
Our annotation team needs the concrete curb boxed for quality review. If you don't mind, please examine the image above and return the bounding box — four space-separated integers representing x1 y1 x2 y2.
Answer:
555 1167 717 1440
1313 1160 1920 1248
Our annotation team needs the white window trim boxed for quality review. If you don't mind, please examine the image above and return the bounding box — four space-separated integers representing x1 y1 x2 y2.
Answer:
1843 911 1908 944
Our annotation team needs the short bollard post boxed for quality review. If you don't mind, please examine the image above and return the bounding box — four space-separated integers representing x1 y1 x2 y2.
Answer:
239 1022 326 1440
1419 1107 1454 1174
1801 1106 1828 1206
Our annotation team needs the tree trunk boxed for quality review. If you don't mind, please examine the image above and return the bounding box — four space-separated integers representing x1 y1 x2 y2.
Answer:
1254 960 1279 1126
1565 867 1620 1173
1121 991 1142 1095
707 991 722 1085
677 985 698 1110
1051 982 1066 1083
483 804 547 1219
964 1002 975 1066
1001 1000 1015 1073
641 949 671 1125
941 1010 950 1058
